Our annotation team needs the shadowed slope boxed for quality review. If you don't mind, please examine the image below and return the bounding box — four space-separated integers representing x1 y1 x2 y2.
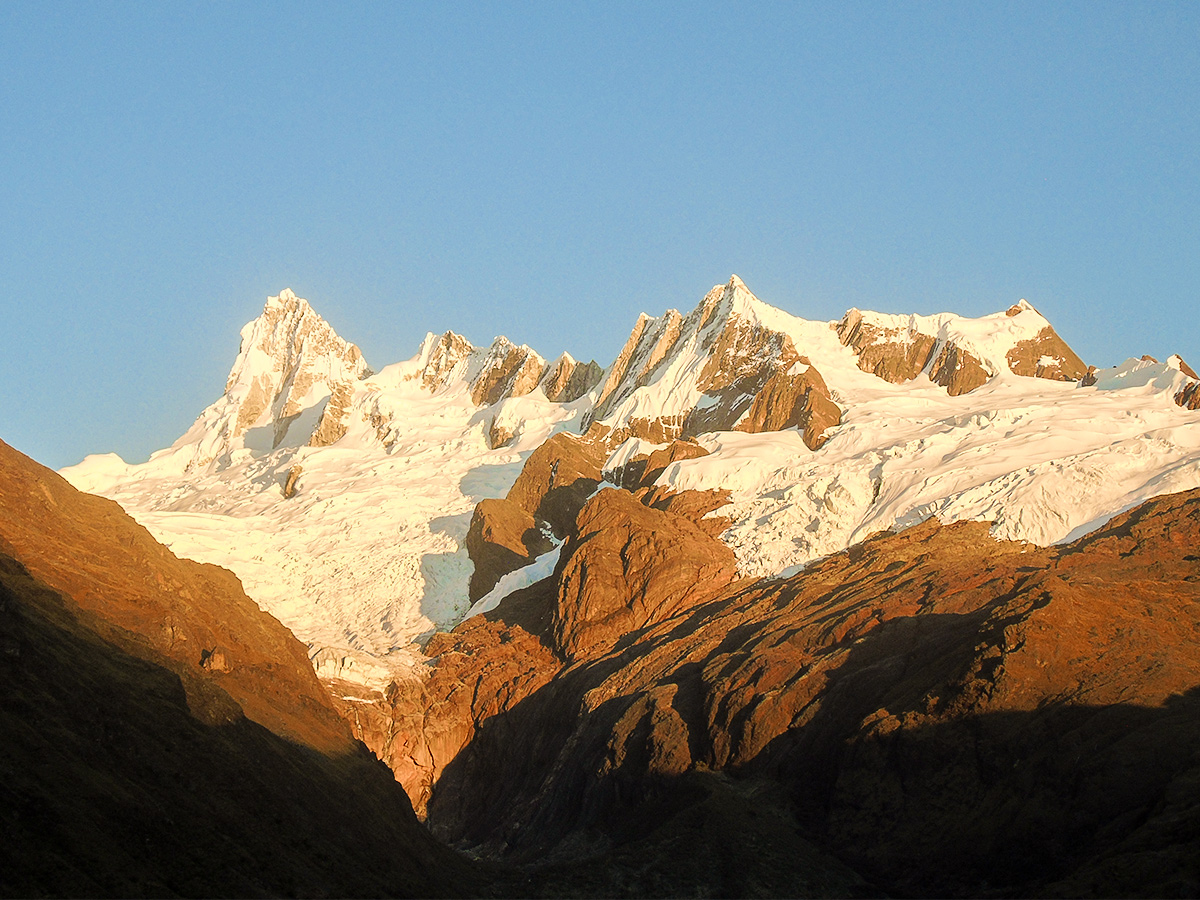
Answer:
0 439 483 897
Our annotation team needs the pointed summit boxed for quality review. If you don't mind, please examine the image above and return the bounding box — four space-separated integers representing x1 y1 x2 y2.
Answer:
584 276 842 449
172 291 372 468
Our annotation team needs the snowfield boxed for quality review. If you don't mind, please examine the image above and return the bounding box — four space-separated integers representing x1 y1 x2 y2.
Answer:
62 283 1200 687
655 363 1200 578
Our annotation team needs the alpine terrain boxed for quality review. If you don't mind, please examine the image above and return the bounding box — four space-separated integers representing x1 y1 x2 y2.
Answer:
46 276 1200 896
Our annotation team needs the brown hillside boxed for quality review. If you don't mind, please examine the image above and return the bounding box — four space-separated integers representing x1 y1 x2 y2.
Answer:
395 483 1200 896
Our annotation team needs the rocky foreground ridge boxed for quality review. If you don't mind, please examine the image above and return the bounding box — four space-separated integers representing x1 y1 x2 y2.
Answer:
0 438 481 897
8 425 1200 896
339 443 1200 896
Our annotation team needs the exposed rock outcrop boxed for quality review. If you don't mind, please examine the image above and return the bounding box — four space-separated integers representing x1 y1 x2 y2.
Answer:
464 498 553 602
837 308 939 383
505 431 609 537
734 361 842 447
308 380 357 447
591 312 664 423
282 464 303 498
1175 357 1200 409
415 330 475 391
1006 324 1089 381
331 578 561 817
585 277 843 449
639 439 711 487
927 339 991 395
838 299 1089 395
469 337 546 406
540 353 603 403
412 331 601 411
838 307 995 395
464 431 608 601
486 417 515 449
551 488 741 661
634 484 732 538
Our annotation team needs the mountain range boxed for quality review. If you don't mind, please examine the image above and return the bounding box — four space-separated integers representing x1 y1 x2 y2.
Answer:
15 276 1199 896
63 277 1200 686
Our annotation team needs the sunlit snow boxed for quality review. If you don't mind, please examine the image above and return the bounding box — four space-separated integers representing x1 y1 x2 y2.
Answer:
61 284 1200 687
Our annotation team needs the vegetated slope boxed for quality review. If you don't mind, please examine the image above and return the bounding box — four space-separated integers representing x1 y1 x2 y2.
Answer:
377 472 1200 897
0 438 482 898
61 279 1200 697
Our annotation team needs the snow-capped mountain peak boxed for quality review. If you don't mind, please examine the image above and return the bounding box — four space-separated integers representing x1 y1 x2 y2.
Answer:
414 330 476 392
584 275 842 448
835 297 1088 395
166 290 373 470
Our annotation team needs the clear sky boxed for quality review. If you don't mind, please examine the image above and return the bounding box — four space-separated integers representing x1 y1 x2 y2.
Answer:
2 1 1197 470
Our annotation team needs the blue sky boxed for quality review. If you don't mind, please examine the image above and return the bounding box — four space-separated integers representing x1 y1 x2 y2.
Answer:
2 2 1197 469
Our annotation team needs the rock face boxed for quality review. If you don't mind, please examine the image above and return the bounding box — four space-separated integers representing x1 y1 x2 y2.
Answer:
837 298 1089 395
463 431 609 603
634 484 732 538
1005 322 1089 381
1176 358 1200 409
412 331 602 410
838 307 994 395
468 337 546 406
464 498 553 602
540 352 604 403
0 438 350 752
308 379 357 447
416 330 476 391
0 437 480 897
331 578 561 818
505 431 610 536
926 339 991 394
585 276 843 450
837 307 940 383
551 489 740 661
734 361 842 448
407 483 1200 897
615 438 711 490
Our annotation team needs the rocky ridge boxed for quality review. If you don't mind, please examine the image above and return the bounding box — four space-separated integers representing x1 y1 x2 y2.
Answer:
583 276 843 449
342 473 1200 896
0 438 349 752
836 298 1089 395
